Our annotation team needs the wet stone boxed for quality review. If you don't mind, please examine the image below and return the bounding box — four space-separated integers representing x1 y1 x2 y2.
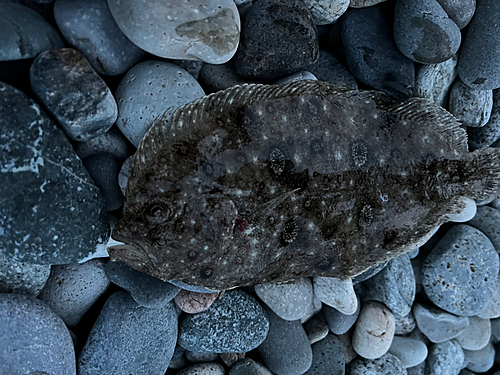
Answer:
323 294 361 335
0 82 110 265
174 289 219 314
435 0 475 29
105 261 180 308
448 78 493 128
54 0 146 76
304 333 345 375
347 353 406 375
425 340 464 375
179 289 269 353
30 48 118 141
421 224 499 316
388 336 428 368
305 50 358 90
463 342 495 373
415 54 458 107
455 316 491 351
413 303 469 343
177 363 225 375
0 253 51 296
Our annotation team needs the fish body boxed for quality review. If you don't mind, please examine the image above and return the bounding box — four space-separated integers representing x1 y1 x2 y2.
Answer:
110 80 500 289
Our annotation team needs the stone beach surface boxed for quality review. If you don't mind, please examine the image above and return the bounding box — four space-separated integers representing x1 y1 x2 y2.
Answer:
1 0 500 374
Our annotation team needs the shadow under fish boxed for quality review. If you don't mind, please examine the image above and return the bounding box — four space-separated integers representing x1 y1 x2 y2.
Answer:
109 80 500 290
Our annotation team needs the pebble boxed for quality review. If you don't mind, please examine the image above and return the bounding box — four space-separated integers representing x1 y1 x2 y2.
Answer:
478 274 500 319
219 352 245 367
0 82 110 265
341 6 414 100
169 345 186 369
301 294 323 324
393 0 461 64
177 363 225 375
305 50 358 89
38 259 110 326
304 333 345 375
179 289 269 353
337 332 357 364
304 317 330 345
174 289 219 314
425 340 464 375
388 336 428 368
467 205 500 252
274 71 317 85
448 78 493 128
30 48 118 141
0 2 64 61
349 0 388 7
415 54 458 107
0 294 76 375
53 0 145 76
229 358 273 375
445 197 477 223
413 303 469 343
468 89 500 150
82 152 124 211
352 261 388 284
407 361 426 375
363 253 415 316
170 59 204 81
255 278 313 321
115 60 205 147
463 342 495 373
107 0 240 64
168 279 220 294
347 353 406 375
457 0 500 90
313 276 358 315
257 305 313 375
105 261 180 308
301 0 349 25
491 317 500 342
323 294 361 335
421 224 499 316
435 0 475 29
75 127 131 162
394 311 416 335
352 301 395 360
0 253 51 295
198 62 252 93
234 0 319 80
118 155 134 196
455 316 491 351
78 291 178 375
408 248 420 259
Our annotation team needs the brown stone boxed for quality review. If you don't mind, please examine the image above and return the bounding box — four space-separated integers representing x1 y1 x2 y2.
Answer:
174 289 219 314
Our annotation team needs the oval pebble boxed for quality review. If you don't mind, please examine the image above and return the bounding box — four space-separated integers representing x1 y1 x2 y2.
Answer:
463 342 495 373
467 205 500 252
255 277 313 321
435 0 475 29
468 89 500 150
457 0 500 90
445 197 477 223
304 333 345 375
75 127 131 162
352 301 395 360
115 60 205 147
347 353 406 375
118 154 134 196
54 0 145 76
0 253 51 296
305 50 358 89
174 289 219 314
413 303 469 343
229 358 273 375
323 294 361 335
39 259 110 327
448 78 493 128
394 311 416 335
257 305 313 375
425 340 464 375
477 274 500 319
455 316 491 351
421 224 499 316
393 0 461 64
313 276 357 315
0 294 76 375
177 362 225 375
301 0 349 25
388 336 428 368
107 0 240 64
78 291 178 375
304 317 330 345
349 0 388 7
274 71 317 85
179 289 269 353
363 253 415 316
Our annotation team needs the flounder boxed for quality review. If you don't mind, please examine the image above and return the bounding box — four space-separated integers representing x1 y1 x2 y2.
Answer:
110 80 500 290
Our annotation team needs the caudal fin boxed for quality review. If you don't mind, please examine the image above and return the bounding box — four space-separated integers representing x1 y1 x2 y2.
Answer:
466 147 500 201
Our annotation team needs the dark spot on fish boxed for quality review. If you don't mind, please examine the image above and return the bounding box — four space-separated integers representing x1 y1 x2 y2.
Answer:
201 268 214 279
187 250 198 260
473 78 486 85
310 139 324 155
280 219 299 245
315 257 334 270
145 202 170 224
360 205 374 226
270 148 286 175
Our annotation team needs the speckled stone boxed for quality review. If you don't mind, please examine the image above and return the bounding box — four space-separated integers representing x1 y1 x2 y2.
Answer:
468 89 500 150
464 342 495 373
39 259 110 326
467 206 500 252
0 2 64 61
349 0 388 7
0 82 109 266
388 336 428 368
0 294 76 375
115 60 205 147
421 224 499 316
177 362 225 375
219 352 245 367
435 0 475 29
448 78 493 128
105 261 180 308
304 333 345 375
301 0 349 24
352 301 395 360
179 289 269 353
407 361 426 375
107 0 240 63
394 311 416 335
301 294 323 324
118 155 134 196
347 353 406 375
258 305 313 375
174 289 219 314
413 303 469 344
304 317 330 345
313 276 357 315
478 274 500 319
352 261 388 284
455 316 491 351
425 340 464 375
323 295 361 335
274 71 317 85
305 50 358 89
78 291 177 375
229 358 273 375
30 48 118 141
415 54 458 107
0 253 50 295
54 0 145 76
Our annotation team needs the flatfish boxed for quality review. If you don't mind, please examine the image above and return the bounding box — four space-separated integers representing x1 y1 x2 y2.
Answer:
109 80 500 290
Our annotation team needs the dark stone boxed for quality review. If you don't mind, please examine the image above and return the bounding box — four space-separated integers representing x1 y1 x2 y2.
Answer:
74 126 131 162
0 82 109 265
304 333 345 375
347 353 406 375
352 261 388 284
199 62 253 93
458 0 500 90
234 0 319 80
341 5 415 100
170 59 204 80
323 295 361 335
469 89 500 150
435 0 476 29
229 358 272 375
305 50 358 89
30 48 118 141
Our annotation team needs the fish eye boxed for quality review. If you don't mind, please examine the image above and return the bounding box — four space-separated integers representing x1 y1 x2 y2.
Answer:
145 203 170 223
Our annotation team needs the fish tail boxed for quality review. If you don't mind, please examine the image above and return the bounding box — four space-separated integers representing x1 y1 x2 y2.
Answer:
465 147 500 201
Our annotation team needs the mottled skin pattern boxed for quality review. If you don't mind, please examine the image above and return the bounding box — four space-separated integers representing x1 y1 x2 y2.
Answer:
110 80 500 290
